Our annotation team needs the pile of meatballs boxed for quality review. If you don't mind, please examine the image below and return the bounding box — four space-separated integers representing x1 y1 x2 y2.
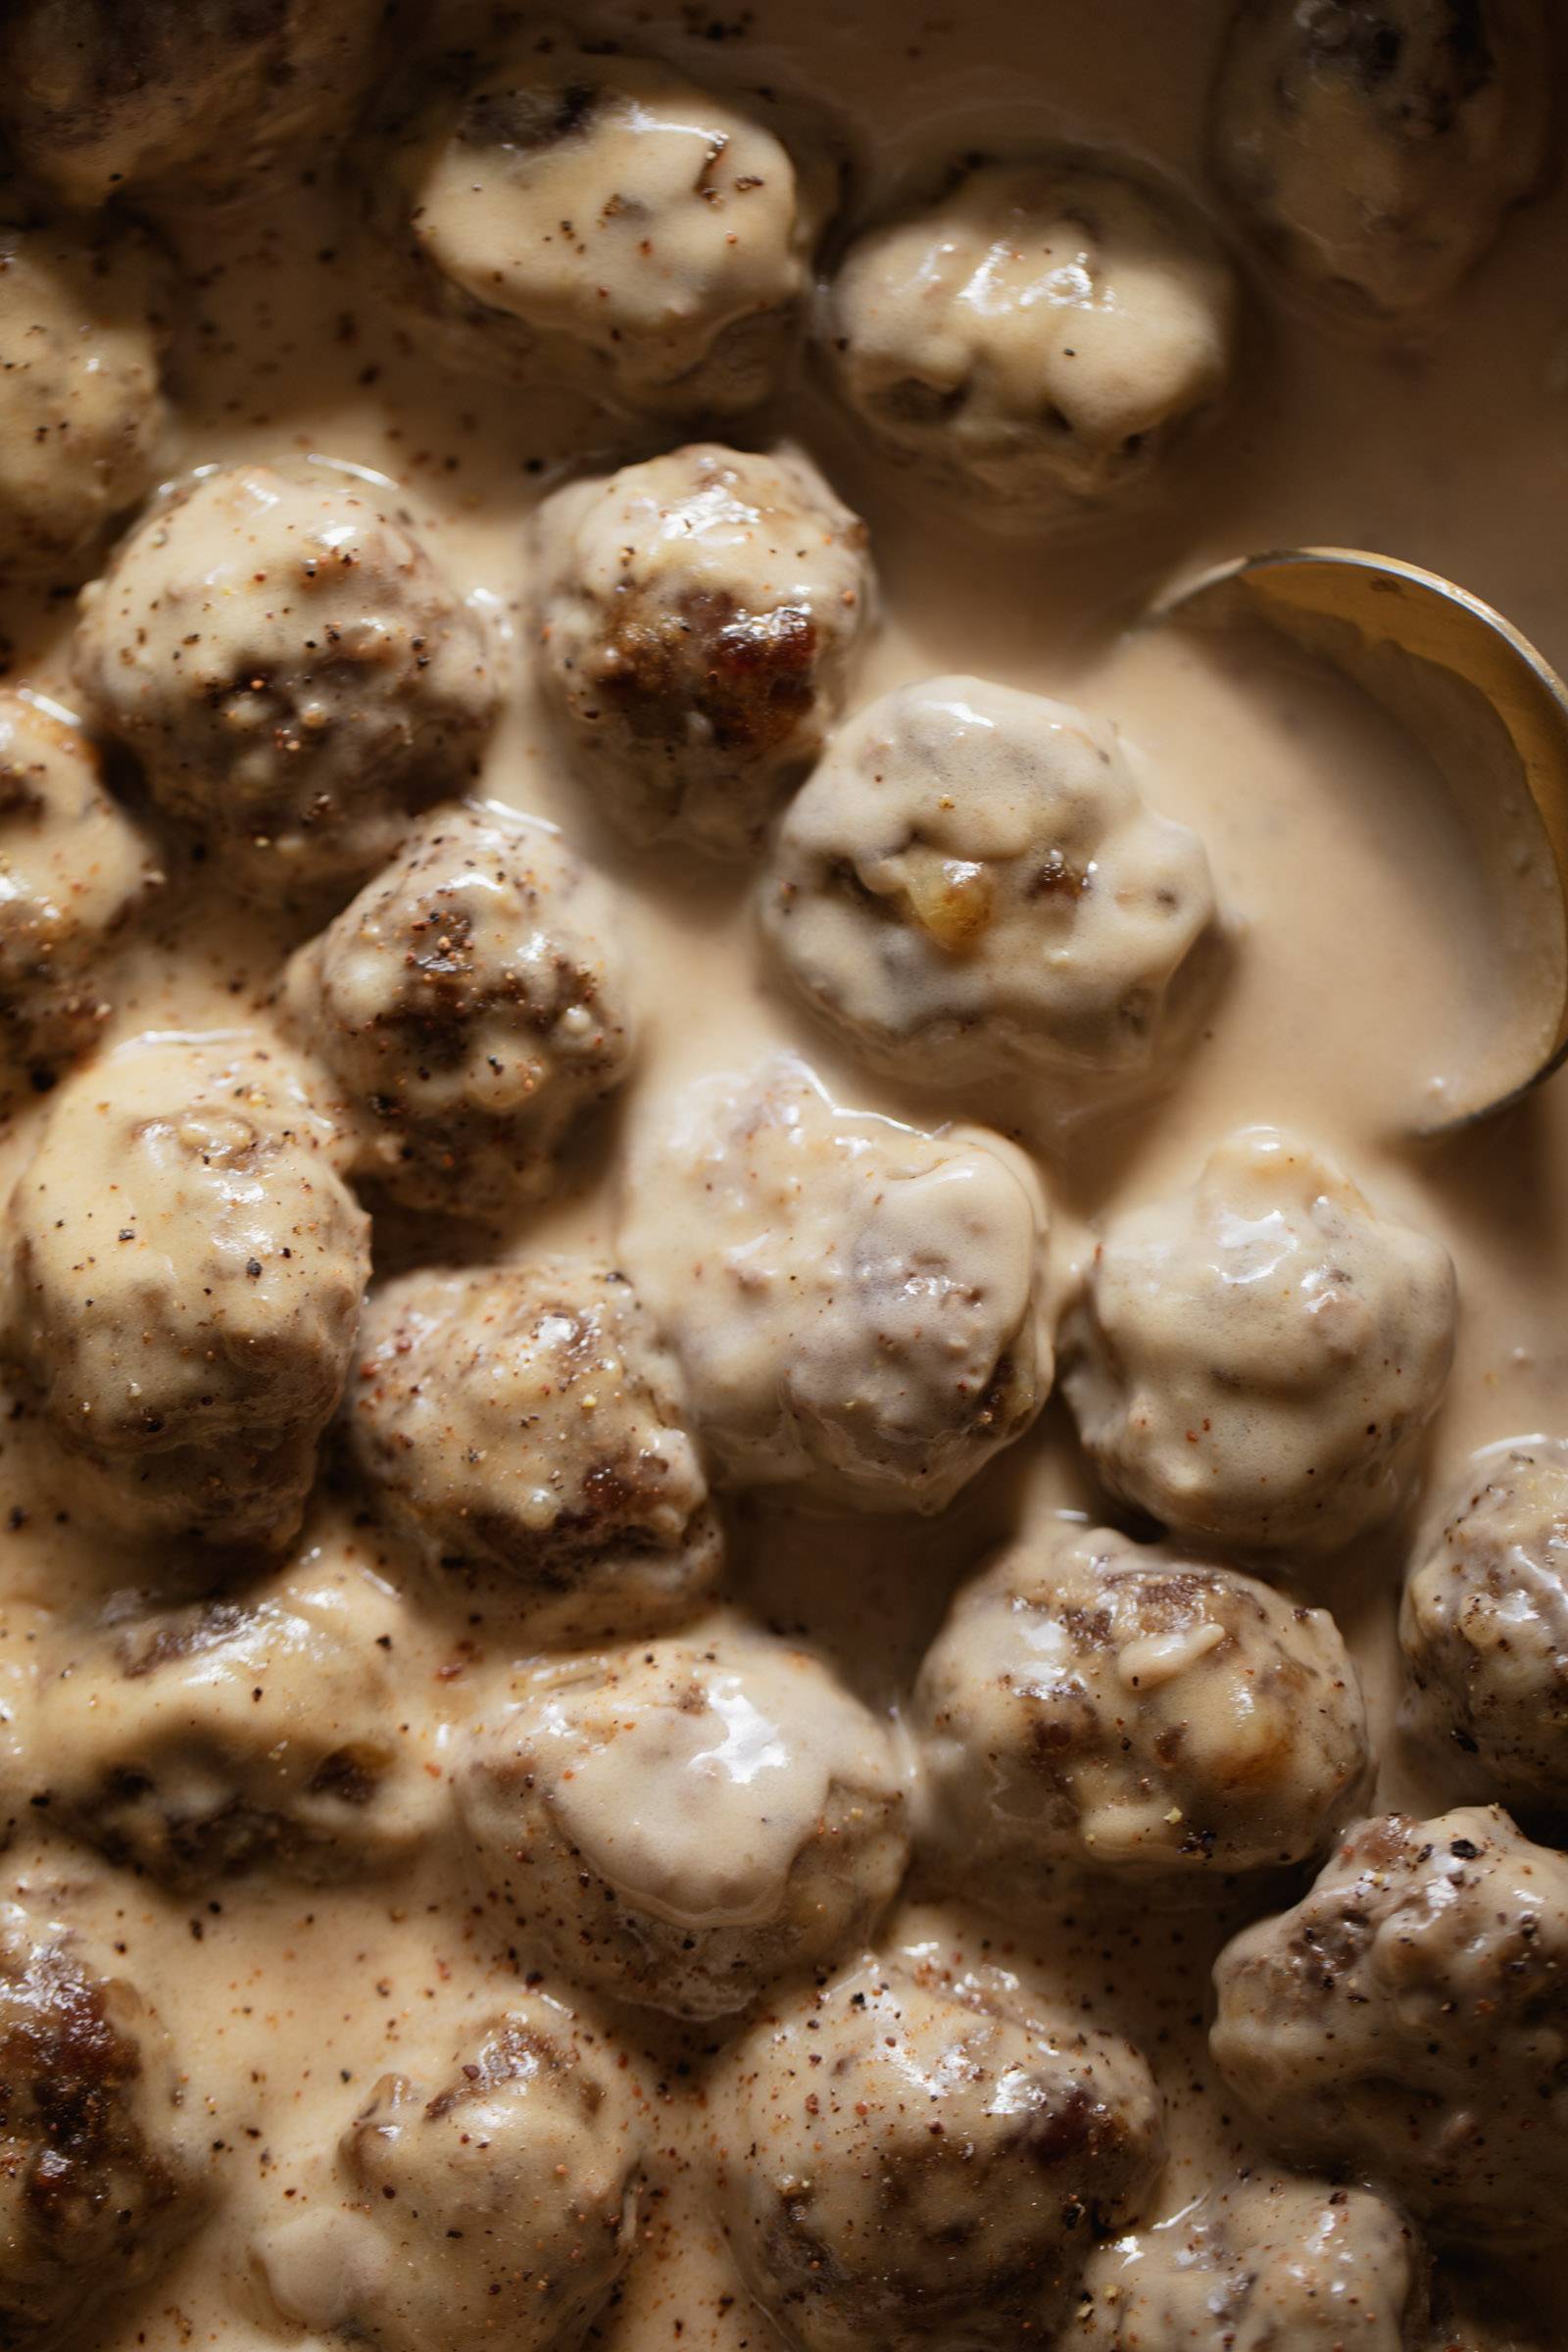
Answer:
0 1 1563 2348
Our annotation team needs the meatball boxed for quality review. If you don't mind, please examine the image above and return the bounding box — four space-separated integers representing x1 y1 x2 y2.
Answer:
710 1951 1165 2351
259 2000 646 2352
38 1554 443 1885
533 443 874 858
0 1903 205 2340
0 690 161 1084
1209 1805 1568 2244
282 803 638 1219
819 156 1238 527
346 1260 720 1628
0 198 168 582
619 1055 1050 1513
363 31 832 418
1 1030 370 1549
459 1622 909 2019
1076 2177 1429 2349
1208 0 1553 319
1061 1126 1457 1554
0 0 386 212
913 1522 1371 1902
761 675 1218 1093
1400 1438 1568 1808
73 461 497 894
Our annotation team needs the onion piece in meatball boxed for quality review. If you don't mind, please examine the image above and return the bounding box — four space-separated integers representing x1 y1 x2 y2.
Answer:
1076 2177 1429 2349
459 1621 909 2019
0 0 387 212
73 462 497 896
1 1030 370 1550
38 1551 444 1886
363 31 833 417
0 690 161 1086
1061 1126 1456 1554
819 155 1238 528
533 442 874 858
1399 1437 1568 1810
913 1522 1371 1902
619 1055 1051 1514
1210 1804 1568 2246
762 674 1217 1094
710 1950 1165 2352
347 1259 720 1630
283 803 638 1219
0 1902 207 2342
0 196 169 582
1208 0 1554 320
258 1998 647 2352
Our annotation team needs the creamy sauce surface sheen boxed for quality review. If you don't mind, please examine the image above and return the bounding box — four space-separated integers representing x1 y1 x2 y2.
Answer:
2 0 1568 2344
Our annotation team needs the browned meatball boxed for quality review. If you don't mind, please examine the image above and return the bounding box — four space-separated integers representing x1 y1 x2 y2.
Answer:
1208 0 1554 319
361 29 833 418
346 1260 720 1630
38 1550 445 1886
533 443 875 858
820 155 1239 528
257 1999 647 2352
0 194 169 582
913 1522 1372 1903
459 1622 909 2018
73 462 498 896
283 803 639 1219
1076 2177 1430 2349
710 1951 1165 2352
1210 1806 1568 2245
1399 1438 1568 1808
0 0 387 211
1 1031 370 1549
0 690 161 1086
0 1902 206 2340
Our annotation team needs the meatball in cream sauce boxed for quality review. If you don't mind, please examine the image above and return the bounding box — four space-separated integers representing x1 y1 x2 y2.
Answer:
534 442 874 858
619 1055 1050 1511
460 1621 908 2018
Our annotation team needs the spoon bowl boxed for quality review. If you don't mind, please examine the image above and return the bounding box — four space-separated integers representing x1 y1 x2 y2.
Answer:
1157 549 1568 1130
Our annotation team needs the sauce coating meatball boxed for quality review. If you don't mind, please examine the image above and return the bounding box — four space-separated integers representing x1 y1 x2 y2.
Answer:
619 1055 1051 1513
1208 0 1553 319
1 1031 370 1549
1062 1126 1457 1554
0 0 386 211
533 443 874 858
0 199 168 581
283 804 638 1219
820 156 1238 527
1210 1805 1568 2245
1400 1439 1568 1808
0 1903 206 2341
459 1622 909 2019
710 1951 1165 2351
1077 2177 1429 2348
0 690 161 1085
73 462 497 894
913 1522 1371 1901
259 2000 647 2352
347 1260 720 1628
38 1551 443 1886
364 31 831 417
761 674 1217 1093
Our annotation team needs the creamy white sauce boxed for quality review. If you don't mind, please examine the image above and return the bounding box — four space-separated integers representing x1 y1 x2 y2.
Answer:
0 0 1565 2343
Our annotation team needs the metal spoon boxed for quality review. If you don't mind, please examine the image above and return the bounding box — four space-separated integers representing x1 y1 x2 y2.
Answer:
1156 548 1568 1130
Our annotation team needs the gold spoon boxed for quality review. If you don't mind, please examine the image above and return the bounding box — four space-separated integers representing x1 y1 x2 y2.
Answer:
1156 548 1568 1130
